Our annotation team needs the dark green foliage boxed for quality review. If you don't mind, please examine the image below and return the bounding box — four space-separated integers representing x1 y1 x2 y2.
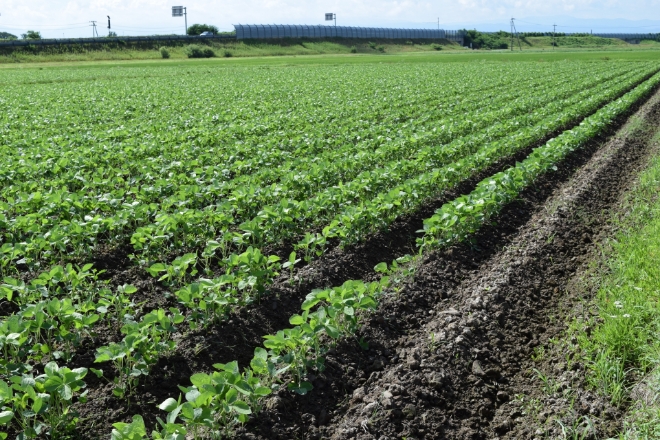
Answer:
0 32 17 40
159 47 171 59
223 49 233 57
185 44 215 58
187 24 219 36
350 46 357 53
21 30 41 40
431 43 443 51
463 30 508 50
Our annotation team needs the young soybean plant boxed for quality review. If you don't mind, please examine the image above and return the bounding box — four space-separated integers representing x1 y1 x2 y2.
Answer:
94 308 185 402
155 362 271 440
2 362 88 439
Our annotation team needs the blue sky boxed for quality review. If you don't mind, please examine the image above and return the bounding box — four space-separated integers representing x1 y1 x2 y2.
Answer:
1 0 659 38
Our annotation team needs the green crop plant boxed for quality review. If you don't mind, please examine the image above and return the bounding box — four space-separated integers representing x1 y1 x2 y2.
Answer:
1 362 88 438
94 308 184 400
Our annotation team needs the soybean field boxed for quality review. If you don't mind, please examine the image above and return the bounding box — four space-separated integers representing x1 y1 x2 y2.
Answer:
1 58 660 439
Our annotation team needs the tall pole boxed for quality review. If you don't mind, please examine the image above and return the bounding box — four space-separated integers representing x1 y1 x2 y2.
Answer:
553 24 556 50
90 21 98 38
107 16 111 36
184 7 188 35
510 18 514 51
510 18 521 51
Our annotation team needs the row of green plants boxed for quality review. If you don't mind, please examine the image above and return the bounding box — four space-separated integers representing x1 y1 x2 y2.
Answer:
419 72 660 248
6 63 584 225
129 64 629 255
122 64 640 340
2 64 586 273
111 275 392 440
125 65 653 337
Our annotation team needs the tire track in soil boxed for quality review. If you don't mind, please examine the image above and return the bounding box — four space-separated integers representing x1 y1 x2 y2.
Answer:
233 88 660 440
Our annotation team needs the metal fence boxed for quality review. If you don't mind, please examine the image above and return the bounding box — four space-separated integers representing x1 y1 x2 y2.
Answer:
592 33 658 40
0 34 234 48
235 24 465 41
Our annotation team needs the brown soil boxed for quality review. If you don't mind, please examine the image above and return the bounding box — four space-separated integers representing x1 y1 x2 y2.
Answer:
227 88 660 439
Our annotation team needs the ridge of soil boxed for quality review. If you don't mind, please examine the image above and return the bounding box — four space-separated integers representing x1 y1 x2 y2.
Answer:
232 88 660 439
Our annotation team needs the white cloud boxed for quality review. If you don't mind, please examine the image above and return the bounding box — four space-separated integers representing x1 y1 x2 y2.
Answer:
1 0 659 38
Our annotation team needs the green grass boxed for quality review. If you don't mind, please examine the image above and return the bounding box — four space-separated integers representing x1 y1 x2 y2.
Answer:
1 45 660 72
0 39 462 64
573 128 660 438
2 35 660 67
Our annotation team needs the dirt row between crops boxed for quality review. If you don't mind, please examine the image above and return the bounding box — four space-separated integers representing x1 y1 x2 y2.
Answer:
230 88 660 439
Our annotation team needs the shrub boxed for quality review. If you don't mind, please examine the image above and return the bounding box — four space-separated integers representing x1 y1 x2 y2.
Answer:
377 45 385 53
368 41 376 49
350 46 357 53
223 49 233 58
185 44 215 58
159 47 171 59
431 43 443 51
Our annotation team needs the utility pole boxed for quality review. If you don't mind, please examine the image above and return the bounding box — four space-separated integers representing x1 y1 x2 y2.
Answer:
510 18 521 51
553 24 556 50
107 16 111 36
510 18 514 51
90 21 99 38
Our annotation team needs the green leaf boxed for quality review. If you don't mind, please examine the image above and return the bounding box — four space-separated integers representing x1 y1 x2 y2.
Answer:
253 386 272 397
0 410 14 425
229 400 252 415
158 398 179 412
289 315 305 326
374 262 388 273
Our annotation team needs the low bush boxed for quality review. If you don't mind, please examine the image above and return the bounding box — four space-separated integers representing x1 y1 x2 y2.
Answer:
431 43 443 51
185 44 215 58
350 46 357 53
159 47 170 59
223 49 233 58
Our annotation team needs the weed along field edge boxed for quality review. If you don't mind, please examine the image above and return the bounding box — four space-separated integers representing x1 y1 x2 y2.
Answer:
1 52 660 439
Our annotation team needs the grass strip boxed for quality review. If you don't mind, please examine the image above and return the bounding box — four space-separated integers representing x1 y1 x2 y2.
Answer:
574 132 660 439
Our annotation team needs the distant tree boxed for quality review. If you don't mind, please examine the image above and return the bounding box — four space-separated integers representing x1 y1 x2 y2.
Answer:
187 24 219 36
107 31 118 37
21 30 42 40
462 30 508 50
0 31 17 40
